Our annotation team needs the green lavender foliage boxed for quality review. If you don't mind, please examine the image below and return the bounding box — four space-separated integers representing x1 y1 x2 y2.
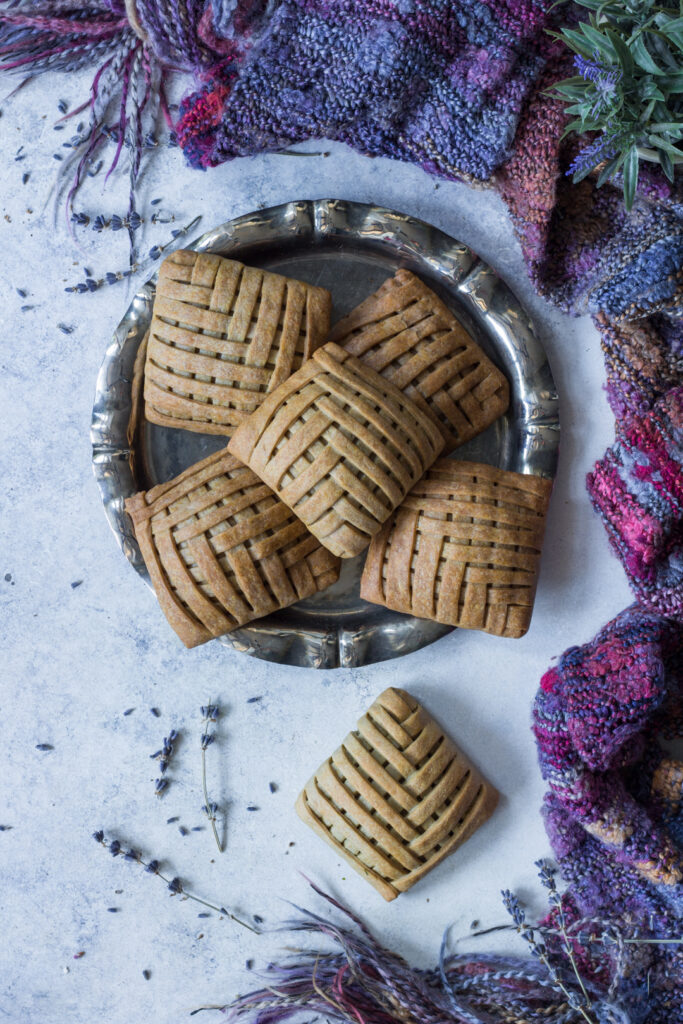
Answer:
554 0 683 209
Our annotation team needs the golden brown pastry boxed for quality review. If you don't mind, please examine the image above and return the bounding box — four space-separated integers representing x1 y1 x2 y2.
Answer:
125 449 340 647
227 342 445 559
143 250 331 434
328 269 509 451
361 459 552 638
296 686 498 900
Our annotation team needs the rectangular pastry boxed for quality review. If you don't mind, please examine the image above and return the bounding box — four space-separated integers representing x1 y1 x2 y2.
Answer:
227 342 445 559
296 686 498 900
361 459 552 638
125 449 341 648
328 269 509 452
143 250 331 434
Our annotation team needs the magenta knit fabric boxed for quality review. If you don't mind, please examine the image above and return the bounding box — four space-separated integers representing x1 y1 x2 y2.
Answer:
587 387 683 622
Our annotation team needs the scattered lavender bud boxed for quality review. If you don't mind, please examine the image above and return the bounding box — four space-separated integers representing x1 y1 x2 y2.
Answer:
150 707 160 717
57 323 75 335
247 696 262 704
0 825 12 831
198 912 210 918
269 782 277 793
35 743 53 751
151 197 163 205
154 778 168 797
53 153 63 161
22 172 29 185
166 817 179 824
53 124 65 131
58 99 68 114
73 952 85 960
179 826 189 837
123 708 135 717
16 288 27 297
14 153 26 162
148 245 162 260
247 806 259 812
107 907 119 913
246 959 254 970
253 915 263 924
88 160 103 177
168 729 178 742
191 826 204 832
70 580 83 589
142 969 151 980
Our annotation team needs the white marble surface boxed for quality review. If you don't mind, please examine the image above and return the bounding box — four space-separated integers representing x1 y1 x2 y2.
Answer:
0 71 634 1024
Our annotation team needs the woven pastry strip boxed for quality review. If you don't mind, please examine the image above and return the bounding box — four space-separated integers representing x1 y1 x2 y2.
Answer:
361 460 552 638
296 687 498 901
144 250 331 434
328 269 509 451
228 342 445 558
125 449 340 648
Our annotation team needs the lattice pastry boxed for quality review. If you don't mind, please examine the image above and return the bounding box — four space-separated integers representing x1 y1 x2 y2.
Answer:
296 686 498 900
125 449 341 648
361 460 552 638
144 250 331 434
228 342 445 559
327 269 509 452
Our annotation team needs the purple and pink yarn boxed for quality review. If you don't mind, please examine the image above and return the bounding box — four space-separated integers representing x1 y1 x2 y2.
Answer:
1 2 682 1018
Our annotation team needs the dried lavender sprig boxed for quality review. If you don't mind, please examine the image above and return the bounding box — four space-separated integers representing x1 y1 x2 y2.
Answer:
91 831 258 933
535 859 592 1010
63 216 201 294
501 888 596 1023
201 702 222 854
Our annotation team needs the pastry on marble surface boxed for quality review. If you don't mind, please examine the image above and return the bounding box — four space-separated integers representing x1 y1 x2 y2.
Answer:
143 250 331 434
227 342 445 559
328 268 509 451
125 449 341 648
295 686 498 900
361 459 552 638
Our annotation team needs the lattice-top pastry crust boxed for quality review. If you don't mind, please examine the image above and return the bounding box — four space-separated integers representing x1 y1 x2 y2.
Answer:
125 449 341 648
328 269 509 452
361 460 552 638
296 687 498 900
144 250 331 434
228 342 445 559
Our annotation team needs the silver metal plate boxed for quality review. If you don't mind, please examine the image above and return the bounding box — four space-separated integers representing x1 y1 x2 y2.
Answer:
91 199 560 669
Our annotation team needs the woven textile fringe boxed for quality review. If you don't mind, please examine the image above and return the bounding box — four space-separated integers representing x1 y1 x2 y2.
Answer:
199 883 632 1024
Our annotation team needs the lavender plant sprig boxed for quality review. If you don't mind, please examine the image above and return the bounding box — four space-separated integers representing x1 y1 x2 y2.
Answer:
92 830 258 933
200 702 222 853
553 0 683 209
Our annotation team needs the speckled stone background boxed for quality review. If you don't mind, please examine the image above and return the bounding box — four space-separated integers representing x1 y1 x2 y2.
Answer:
0 70 633 1024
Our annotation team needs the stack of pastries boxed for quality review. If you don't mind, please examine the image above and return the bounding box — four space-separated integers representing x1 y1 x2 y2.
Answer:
126 250 552 647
